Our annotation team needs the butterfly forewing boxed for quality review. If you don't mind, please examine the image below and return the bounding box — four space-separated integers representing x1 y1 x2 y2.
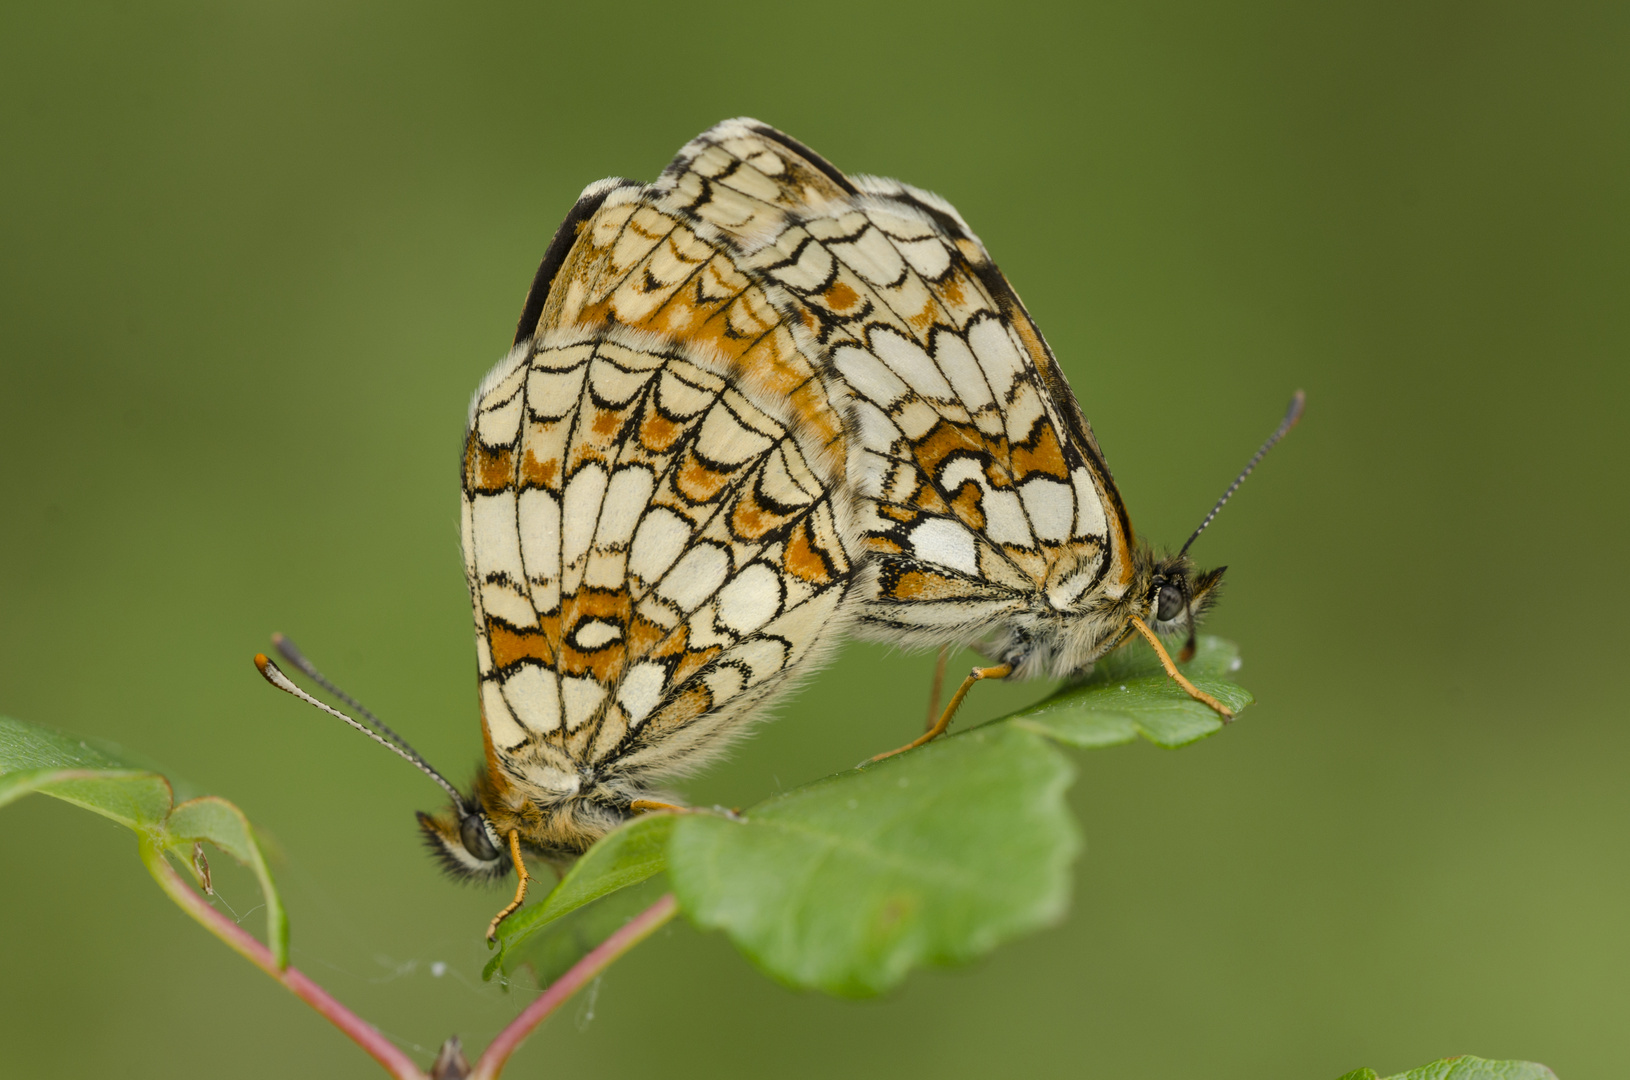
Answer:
523 183 849 479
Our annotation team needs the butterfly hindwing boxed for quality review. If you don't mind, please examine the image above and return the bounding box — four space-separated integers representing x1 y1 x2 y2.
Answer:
655 120 1133 651
467 255 855 793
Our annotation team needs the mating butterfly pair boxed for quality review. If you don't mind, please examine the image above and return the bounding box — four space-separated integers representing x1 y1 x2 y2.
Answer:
257 119 1300 938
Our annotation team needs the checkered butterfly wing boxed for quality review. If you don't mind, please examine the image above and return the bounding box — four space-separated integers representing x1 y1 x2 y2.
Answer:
515 173 850 480
659 119 1136 653
463 180 856 803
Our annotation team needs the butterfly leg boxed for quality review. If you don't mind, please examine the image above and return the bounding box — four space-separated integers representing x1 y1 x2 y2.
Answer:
872 662 1013 762
485 830 532 941
629 799 686 814
923 644 952 732
1127 616 1234 720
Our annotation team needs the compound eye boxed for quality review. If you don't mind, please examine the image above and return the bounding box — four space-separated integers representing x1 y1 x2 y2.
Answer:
460 814 499 861
1156 583 1185 623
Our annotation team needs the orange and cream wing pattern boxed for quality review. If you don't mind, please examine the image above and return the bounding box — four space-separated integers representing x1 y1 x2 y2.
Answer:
656 120 1135 650
516 172 848 481
463 332 854 795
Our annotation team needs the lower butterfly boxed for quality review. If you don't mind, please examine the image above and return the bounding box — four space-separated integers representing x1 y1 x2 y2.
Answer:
257 132 863 937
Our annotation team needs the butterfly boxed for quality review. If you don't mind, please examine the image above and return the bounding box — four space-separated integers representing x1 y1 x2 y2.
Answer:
647 119 1301 756
258 122 864 937
254 118 1297 937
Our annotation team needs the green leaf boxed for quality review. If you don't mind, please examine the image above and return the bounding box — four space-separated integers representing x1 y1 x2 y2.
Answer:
669 723 1078 997
485 812 675 979
1007 635 1254 749
0 766 174 828
0 715 289 967
0 716 175 826
0 714 141 772
1356 1056 1560 1080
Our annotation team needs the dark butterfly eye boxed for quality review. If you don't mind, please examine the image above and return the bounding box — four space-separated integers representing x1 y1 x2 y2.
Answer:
1156 583 1185 623
460 813 499 861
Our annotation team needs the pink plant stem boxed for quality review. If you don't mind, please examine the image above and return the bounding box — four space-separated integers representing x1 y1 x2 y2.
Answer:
472 892 680 1080
139 838 427 1080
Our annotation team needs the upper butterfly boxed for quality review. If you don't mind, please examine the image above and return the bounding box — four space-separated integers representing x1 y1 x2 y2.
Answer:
651 119 1299 755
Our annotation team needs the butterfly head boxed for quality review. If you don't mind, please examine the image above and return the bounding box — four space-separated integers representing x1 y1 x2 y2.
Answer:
1142 549 1227 657
417 792 512 883
418 759 642 881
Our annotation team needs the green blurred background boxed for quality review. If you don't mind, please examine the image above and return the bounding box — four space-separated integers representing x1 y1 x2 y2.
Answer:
2 1 1626 1077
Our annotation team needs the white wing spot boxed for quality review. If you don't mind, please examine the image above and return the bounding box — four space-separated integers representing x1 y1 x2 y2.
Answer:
703 664 745 703
629 508 690 582
1020 477 1074 542
832 226 905 286
472 492 536 626
477 391 524 448
596 466 655 548
966 315 1024 401
832 344 909 408
695 403 774 465
657 543 730 611
502 665 561 735
1071 468 1107 538
482 679 529 748
932 332 995 412
526 365 588 420
982 488 1032 548
871 329 955 401
908 518 979 576
715 563 782 634
516 489 561 612
561 464 608 568
618 662 668 728
895 236 952 279
573 620 623 649
561 675 607 731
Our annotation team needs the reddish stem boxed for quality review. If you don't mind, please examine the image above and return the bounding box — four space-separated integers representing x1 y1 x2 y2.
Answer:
143 835 677 1080
472 892 680 1080
140 837 428 1080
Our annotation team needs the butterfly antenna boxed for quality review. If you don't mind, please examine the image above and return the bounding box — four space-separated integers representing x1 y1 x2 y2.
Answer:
1179 390 1305 558
270 633 418 755
253 649 470 813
